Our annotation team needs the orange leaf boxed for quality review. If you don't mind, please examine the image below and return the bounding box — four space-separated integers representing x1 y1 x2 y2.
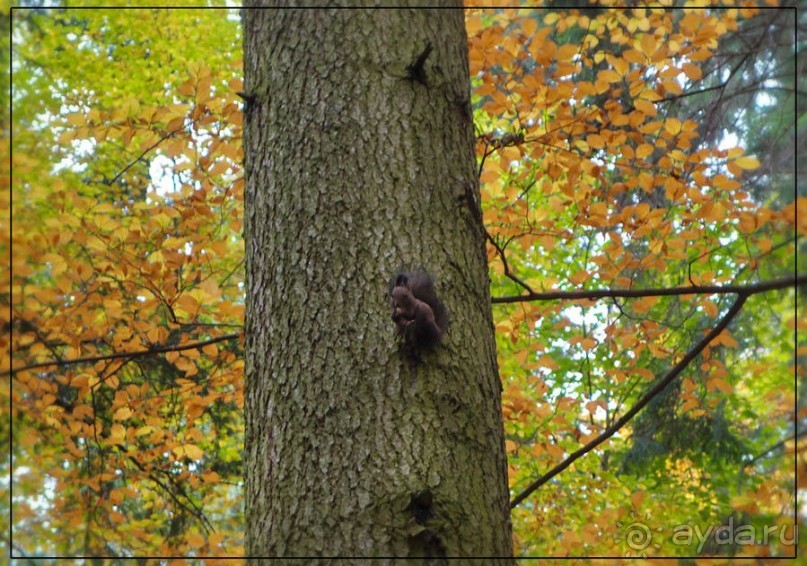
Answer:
203 471 221 484
633 98 657 116
702 300 718 318
587 133 605 149
521 16 537 37
716 329 739 348
622 49 646 64
580 337 597 351
480 168 499 184
680 398 700 414
557 44 578 63
636 143 654 159
639 34 656 56
569 269 589 286
186 532 206 549
708 377 733 395
681 62 702 81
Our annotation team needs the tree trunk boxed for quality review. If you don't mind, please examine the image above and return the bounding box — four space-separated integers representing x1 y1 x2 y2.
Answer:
242 4 513 560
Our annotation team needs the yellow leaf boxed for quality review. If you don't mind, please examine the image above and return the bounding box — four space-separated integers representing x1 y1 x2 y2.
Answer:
639 120 663 135
109 424 127 446
66 112 85 126
135 426 155 437
147 250 164 265
730 494 756 508
664 118 682 135
734 156 760 170
58 130 76 144
639 33 656 56
173 444 204 461
113 407 133 421
607 54 629 76
597 69 621 83
636 143 654 159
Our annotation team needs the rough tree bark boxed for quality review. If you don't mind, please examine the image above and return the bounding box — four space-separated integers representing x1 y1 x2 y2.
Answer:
243 4 513 560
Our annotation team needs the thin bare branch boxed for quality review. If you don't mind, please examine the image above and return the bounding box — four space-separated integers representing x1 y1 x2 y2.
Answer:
5 333 241 377
492 275 803 304
106 125 187 186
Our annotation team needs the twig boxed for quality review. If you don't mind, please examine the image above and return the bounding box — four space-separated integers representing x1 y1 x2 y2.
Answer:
106 125 187 186
5 333 241 377
487 233 537 296
492 275 803 304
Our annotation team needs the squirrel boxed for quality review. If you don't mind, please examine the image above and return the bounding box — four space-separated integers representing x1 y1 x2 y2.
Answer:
389 269 449 351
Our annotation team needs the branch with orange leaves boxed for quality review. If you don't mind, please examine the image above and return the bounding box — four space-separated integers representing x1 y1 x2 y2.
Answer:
4 332 241 377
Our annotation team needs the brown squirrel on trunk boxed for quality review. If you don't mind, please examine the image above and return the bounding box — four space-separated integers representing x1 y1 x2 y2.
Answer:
389 269 449 351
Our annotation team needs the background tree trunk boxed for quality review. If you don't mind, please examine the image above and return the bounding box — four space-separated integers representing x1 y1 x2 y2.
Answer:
243 4 513 559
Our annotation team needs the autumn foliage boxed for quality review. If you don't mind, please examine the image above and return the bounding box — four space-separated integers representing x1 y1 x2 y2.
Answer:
7 4 802 559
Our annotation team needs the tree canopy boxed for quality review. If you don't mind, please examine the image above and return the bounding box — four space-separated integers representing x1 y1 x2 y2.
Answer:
7 3 802 559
